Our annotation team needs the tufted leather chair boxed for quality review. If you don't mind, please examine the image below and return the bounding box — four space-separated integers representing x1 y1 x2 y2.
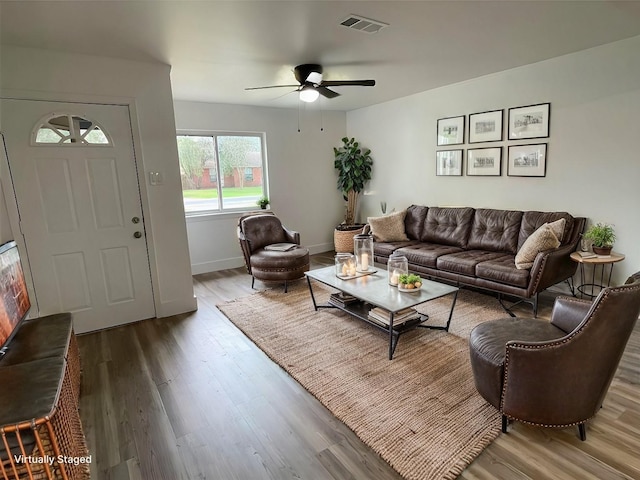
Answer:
469 271 640 440
237 213 310 292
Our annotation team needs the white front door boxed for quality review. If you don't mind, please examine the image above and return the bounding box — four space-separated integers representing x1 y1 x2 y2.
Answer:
1 99 155 333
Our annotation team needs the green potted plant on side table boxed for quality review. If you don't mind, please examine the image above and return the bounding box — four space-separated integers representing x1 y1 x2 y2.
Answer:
333 137 373 252
583 222 616 255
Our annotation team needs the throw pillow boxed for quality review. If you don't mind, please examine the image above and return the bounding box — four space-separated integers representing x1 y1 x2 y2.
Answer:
544 218 566 243
515 225 560 269
367 210 409 242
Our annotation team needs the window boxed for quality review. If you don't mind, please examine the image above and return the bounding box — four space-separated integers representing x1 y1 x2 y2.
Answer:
176 133 267 215
32 114 111 145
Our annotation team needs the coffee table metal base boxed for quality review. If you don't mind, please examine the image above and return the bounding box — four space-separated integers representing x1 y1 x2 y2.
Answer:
305 275 458 360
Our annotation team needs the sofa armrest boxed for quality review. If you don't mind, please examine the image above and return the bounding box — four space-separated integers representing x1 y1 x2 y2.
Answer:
528 243 579 295
283 226 301 245
526 217 585 296
550 296 592 333
501 337 598 426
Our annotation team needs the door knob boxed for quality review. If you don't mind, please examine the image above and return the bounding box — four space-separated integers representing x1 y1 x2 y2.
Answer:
134 231 142 239
132 216 140 224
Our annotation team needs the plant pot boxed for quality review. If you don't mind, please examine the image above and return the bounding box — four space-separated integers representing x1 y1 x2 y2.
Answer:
592 246 612 255
334 225 365 253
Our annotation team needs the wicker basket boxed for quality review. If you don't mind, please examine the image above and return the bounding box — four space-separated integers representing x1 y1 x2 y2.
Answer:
0 330 89 480
334 226 364 253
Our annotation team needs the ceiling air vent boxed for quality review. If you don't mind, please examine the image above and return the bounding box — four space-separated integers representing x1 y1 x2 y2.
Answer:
340 15 388 34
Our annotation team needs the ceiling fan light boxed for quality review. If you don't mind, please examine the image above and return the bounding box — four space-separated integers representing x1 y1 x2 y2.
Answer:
299 87 320 103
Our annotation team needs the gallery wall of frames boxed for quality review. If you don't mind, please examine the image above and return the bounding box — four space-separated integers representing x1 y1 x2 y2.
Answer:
435 102 550 178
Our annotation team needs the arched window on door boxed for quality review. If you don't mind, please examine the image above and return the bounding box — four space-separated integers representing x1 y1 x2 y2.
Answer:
32 113 112 146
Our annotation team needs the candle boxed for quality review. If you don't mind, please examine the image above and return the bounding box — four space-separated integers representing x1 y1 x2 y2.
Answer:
361 253 369 271
390 270 399 286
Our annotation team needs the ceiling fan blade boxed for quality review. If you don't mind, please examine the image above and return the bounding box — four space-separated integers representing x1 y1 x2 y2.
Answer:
245 84 300 91
270 89 300 101
316 86 340 99
321 80 375 87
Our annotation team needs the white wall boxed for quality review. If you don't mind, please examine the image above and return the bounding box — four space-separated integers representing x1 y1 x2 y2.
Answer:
347 36 640 286
0 46 196 317
173 101 346 273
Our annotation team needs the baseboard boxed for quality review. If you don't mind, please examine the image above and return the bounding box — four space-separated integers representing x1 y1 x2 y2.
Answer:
306 242 334 255
191 257 245 275
190 243 335 275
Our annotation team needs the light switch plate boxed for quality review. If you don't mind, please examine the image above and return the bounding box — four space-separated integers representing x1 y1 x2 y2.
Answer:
149 171 163 185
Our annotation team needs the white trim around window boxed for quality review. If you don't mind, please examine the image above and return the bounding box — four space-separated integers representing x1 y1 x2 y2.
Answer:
176 130 269 216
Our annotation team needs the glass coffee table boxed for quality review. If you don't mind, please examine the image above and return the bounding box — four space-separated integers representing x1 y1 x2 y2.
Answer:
304 266 459 360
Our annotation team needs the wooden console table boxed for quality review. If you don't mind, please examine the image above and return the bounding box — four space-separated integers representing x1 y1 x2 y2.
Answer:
0 313 88 480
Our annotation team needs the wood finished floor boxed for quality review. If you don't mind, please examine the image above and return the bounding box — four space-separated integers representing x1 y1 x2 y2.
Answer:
77 253 640 479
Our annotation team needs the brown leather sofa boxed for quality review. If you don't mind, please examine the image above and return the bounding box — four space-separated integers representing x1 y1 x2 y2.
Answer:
372 206 585 315
237 213 310 292
469 272 640 440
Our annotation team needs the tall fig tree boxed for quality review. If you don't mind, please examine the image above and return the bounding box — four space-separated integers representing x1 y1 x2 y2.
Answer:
333 137 373 226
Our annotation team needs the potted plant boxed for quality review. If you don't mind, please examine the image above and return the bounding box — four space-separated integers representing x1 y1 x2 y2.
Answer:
256 196 270 209
583 222 616 255
333 137 373 252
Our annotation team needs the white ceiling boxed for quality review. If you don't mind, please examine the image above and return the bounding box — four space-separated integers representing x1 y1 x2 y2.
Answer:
2 1 640 111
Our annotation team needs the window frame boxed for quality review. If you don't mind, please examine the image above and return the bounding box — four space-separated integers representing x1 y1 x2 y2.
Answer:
176 130 269 217
31 113 113 146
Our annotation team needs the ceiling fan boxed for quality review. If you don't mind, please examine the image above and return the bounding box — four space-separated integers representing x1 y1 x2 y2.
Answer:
245 64 375 102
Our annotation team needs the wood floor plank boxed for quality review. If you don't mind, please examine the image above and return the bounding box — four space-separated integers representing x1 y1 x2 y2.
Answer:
77 252 640 479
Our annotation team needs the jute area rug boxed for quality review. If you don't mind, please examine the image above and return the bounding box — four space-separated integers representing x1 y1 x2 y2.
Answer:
217 282 504 480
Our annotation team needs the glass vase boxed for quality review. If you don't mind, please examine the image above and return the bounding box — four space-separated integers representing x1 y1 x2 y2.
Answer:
387 253 408 286
335 253 357 278
353 234 374 273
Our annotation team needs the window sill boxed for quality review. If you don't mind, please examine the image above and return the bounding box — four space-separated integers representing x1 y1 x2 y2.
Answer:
185 209 271 223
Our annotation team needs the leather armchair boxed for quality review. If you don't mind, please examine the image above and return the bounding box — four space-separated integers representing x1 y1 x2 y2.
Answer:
469 272 640 440
237 213 309 292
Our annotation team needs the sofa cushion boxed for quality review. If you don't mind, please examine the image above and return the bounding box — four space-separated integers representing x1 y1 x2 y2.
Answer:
421 207 474 247
476 255 530 288
518 211 574 249
467 209 523 254
368 210 409 242
396 243 463 268
373 240 419 258
437 250 511 276
404 205 429 240
515 225 560 270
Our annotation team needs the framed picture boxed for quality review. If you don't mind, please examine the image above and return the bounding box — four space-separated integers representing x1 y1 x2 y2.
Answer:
437 116 465 146
508 103 550 140
467 147 502 176
469 110 503 143
507 144 547 177
436 150 463 176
